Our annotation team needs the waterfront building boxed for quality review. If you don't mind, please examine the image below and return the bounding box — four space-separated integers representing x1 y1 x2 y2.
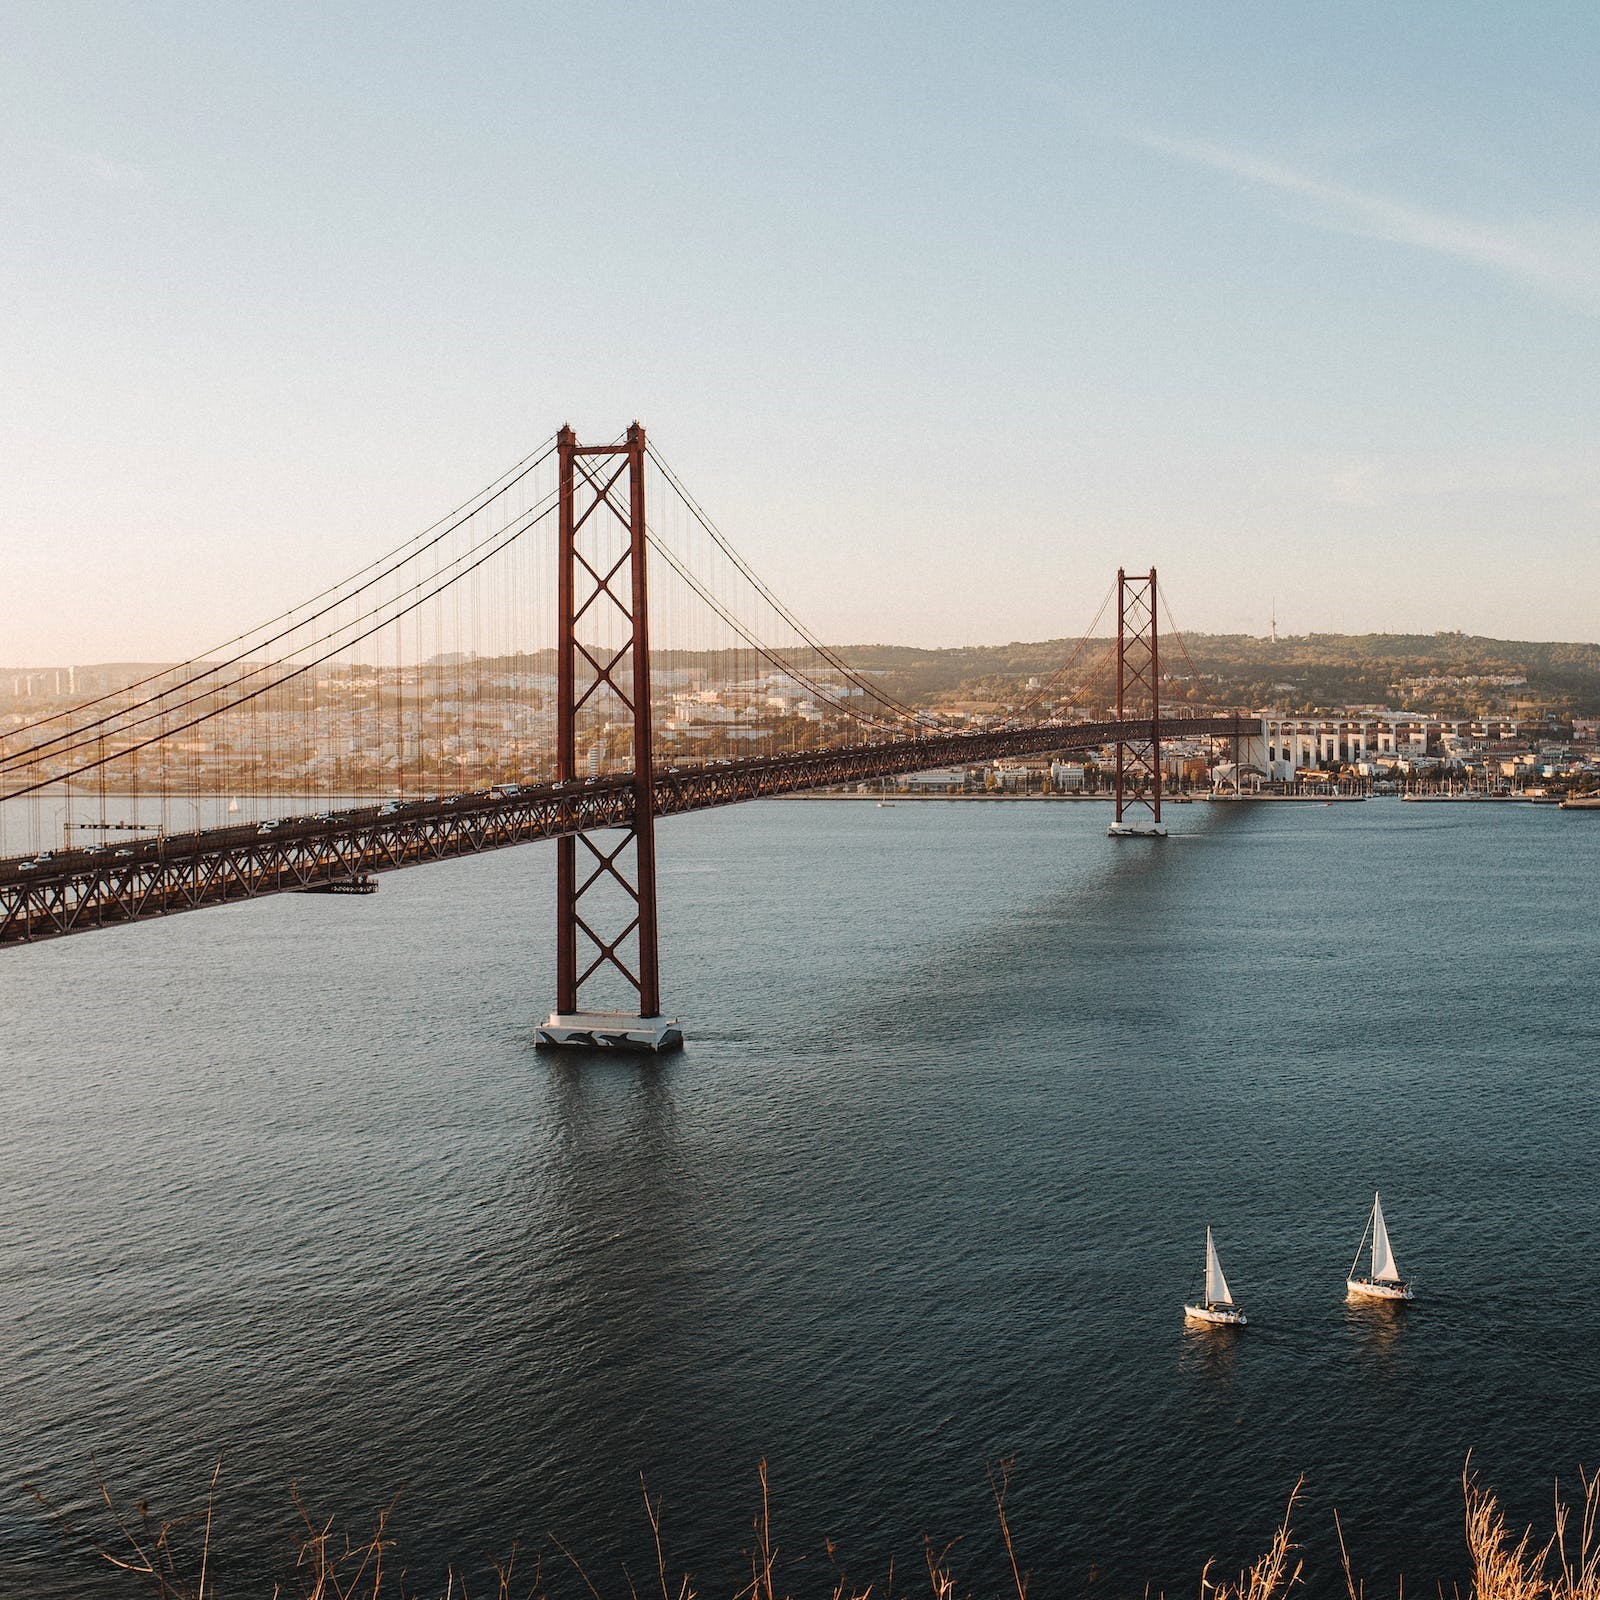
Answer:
902 768 968 793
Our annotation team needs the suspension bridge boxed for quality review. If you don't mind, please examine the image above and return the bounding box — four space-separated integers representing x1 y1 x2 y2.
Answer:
1 423 1254 1047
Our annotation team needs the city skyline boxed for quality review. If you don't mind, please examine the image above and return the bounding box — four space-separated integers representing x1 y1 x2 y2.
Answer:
5 3 1599 661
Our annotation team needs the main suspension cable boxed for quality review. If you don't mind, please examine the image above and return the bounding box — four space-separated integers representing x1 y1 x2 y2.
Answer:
646 443 930 724
2 472 562 776
644 532 903 731
1011 579 1118 719
2 499 561 802
2 437 559 762
1158 590 1226 712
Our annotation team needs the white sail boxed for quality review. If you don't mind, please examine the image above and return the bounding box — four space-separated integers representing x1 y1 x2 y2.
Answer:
1370 1193 1401 1281
1205 1226 1233 1304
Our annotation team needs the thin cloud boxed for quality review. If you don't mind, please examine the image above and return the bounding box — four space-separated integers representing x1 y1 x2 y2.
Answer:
1127 126 1600 311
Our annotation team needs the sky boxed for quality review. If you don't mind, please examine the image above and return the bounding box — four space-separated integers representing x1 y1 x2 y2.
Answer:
3 0 1599 661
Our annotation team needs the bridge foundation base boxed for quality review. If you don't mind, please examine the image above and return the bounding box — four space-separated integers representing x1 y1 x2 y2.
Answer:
535 1011 684 1053
1107 820 1168 838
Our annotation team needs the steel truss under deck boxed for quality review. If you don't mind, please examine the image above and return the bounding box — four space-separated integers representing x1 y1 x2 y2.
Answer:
0 714 1253 947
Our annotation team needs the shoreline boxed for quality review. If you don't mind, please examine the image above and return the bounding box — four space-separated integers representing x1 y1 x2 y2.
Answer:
785 791 1589 805
786 791 1363 803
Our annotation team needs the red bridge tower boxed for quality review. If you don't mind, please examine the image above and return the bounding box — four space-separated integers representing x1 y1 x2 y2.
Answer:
1108 567 1168 838
535 424 682 1052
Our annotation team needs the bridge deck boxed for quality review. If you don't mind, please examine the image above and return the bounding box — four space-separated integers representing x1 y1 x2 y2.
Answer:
0 716 1252 945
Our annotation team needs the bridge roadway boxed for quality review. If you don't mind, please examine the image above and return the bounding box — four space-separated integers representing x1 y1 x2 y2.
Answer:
0 714 1252 946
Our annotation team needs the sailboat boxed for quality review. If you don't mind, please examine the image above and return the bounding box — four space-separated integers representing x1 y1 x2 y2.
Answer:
1346 1192 1413 1301
1184 1226 1247 1326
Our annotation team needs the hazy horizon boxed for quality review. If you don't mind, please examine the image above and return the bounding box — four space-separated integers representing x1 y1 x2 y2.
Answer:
9 615 1600 678
5 3 1598 661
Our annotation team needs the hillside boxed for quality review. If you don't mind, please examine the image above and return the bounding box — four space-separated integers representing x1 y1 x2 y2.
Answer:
832 632 1600 717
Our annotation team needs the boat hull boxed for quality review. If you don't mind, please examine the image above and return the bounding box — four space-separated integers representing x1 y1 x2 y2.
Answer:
1109 821 1168 838
1346 1276 1412 1302
1184 1302 1247 1326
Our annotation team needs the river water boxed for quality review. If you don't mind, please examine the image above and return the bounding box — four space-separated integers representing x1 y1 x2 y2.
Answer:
2 797 1597 1596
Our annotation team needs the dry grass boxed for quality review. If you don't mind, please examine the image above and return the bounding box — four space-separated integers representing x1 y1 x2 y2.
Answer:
1199 1479 1302 1600
1460 1462 1600 1600
24 1458 1600 1600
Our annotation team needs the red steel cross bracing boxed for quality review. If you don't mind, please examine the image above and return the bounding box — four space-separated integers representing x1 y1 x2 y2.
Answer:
1113 567 1163 825
554 423 663 1018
